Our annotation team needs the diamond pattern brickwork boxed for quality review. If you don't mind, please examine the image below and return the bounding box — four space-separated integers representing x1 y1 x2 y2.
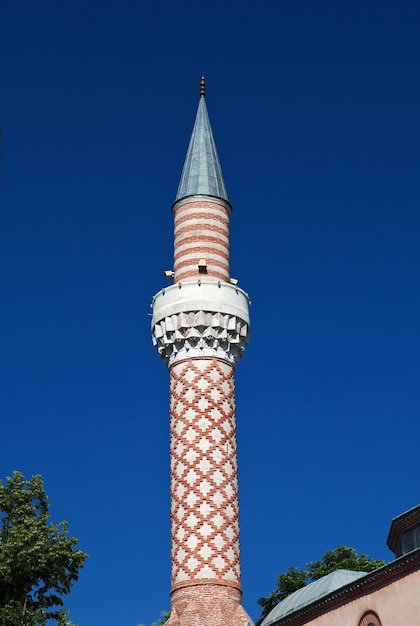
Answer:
169 357 241 589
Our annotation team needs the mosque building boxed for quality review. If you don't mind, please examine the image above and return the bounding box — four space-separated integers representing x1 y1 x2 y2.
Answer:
151 78 420 626
260 504 420 626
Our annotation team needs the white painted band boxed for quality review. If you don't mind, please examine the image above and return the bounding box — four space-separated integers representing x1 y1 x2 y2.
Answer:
152 281 250 327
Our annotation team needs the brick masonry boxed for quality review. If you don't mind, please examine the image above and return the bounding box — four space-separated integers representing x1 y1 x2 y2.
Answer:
170 358 241 588
156 134 252 625
173 199 230 283
167 356 252 626
168 583 252 626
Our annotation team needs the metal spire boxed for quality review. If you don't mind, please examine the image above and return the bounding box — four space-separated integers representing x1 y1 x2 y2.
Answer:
175 78 228 202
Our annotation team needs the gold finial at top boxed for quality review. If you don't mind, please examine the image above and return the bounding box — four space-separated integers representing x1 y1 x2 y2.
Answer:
200 75 206 98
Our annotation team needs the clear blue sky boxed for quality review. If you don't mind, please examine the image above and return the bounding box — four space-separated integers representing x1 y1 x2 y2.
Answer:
1 1 419 624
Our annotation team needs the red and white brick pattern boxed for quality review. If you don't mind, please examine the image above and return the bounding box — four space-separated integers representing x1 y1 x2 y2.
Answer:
169 357 241 590
173 199 230 283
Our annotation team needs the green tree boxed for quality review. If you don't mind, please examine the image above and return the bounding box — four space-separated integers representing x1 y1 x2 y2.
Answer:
306 546 384 581
256 546 385 625
152 610 170 626
0 471 87 626
138 610 170 626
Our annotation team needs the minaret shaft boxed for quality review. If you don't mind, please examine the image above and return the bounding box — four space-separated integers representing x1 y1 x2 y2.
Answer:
169 357 240 589
173 197 231 283
151 80 252 626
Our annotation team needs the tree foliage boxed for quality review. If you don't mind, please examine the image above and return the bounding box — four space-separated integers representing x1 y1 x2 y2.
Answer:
138 610 170 626
0 471 87 626
152 610 170 626
306 546 385 581
256 546 385 625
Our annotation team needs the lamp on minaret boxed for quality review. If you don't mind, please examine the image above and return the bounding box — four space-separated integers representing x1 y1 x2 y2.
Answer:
151 77 252 626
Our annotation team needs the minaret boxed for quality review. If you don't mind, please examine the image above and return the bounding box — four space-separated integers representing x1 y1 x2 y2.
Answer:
152 77 252 626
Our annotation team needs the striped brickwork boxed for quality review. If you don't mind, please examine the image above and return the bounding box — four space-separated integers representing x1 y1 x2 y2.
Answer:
173 197 231 283
359 613 382 626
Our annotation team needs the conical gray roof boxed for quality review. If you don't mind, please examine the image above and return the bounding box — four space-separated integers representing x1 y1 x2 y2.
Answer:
176 95 228 202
